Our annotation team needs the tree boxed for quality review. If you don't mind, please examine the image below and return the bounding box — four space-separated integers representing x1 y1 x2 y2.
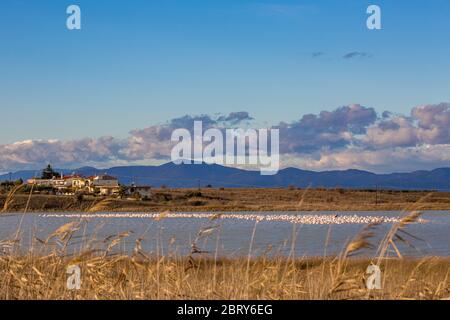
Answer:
41 164 58 179
118 185 128 199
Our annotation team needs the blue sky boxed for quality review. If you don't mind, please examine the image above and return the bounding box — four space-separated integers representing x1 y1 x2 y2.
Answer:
1 1 450 172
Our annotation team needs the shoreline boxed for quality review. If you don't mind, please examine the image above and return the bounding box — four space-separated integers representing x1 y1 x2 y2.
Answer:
3 206 450 214
2 188 450 213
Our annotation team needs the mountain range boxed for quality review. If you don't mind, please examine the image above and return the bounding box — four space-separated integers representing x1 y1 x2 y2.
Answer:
2 162 450 190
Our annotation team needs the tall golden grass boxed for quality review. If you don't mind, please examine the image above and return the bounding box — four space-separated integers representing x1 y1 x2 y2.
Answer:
1 254 448 300
0 190 448 300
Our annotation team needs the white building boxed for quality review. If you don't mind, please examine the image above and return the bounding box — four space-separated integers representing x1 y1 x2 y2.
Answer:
91 175 120 196
27 177 68 190
28 174 120 196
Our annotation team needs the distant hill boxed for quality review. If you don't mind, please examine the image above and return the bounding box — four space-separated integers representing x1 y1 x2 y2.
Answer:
1 162 450 190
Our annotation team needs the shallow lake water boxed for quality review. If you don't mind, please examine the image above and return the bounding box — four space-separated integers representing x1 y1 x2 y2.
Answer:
0 211 448 257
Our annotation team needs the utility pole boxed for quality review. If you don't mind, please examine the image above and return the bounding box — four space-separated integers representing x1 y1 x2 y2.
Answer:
9 172 12 183
198 179 201 191
375 185 378 206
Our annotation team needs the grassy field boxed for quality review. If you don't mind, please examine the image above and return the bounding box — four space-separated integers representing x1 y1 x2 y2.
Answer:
1 255 448 300
2 188 450 212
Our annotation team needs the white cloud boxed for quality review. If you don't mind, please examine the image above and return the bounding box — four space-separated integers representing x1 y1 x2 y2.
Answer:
1 104 450 173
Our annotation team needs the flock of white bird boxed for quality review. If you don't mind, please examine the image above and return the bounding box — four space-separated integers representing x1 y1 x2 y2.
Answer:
40 212 424 225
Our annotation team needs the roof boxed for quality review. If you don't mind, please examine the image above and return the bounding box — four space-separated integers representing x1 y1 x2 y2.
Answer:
95 175 117 180
63 175 85 180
